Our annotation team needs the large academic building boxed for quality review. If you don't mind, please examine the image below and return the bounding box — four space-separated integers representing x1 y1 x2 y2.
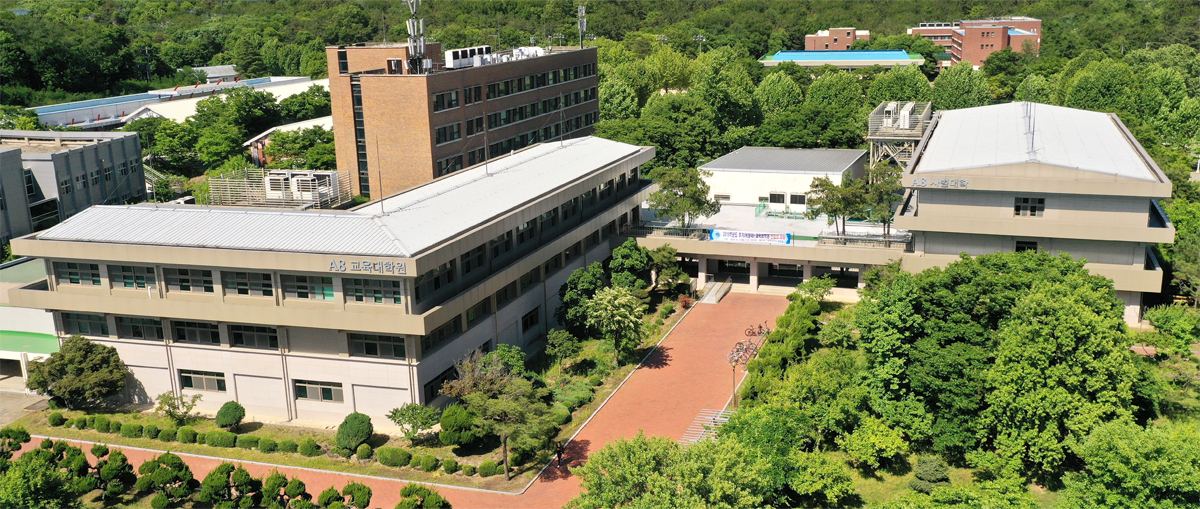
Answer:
7 137 653 424
637 102 1172 324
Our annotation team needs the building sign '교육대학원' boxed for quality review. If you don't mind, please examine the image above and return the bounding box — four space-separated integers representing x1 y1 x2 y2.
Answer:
709 229 792 245
329 259 407 275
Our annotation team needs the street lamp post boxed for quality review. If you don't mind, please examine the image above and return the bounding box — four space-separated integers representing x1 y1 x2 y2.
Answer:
656 35 669 46
693 34 706 54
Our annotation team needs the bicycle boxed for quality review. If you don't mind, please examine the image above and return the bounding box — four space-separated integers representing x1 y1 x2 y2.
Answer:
745 322 771 337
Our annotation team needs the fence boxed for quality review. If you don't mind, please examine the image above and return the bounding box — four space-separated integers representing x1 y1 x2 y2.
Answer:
208 168 352 209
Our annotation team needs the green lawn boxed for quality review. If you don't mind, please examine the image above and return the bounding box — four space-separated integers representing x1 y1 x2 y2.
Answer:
840 452 1060 508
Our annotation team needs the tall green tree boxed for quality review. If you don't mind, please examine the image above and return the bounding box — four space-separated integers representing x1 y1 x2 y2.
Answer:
805 176 865 235
0 452 84 509
555 262 607 339
586 286 647 366
26 336 129 409
278 85 331 124
1014 74 1052 103
754 72 804 121
867 65 931 104
459 375 555 480
1060 421 1200 508
609 238 651 290
598 78 639 121
646 166 720 228
931 63 991 110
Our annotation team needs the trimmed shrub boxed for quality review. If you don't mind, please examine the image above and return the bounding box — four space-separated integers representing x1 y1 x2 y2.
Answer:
462 464 476 476
442 458 458 474
397 484 449 508
85 416 96 429
108 420 123 434
279 439 298 453
658 301 675 319
438 404 478 446
376 447 411 467
258 438 277 453
121 423 144 438
396 500 419 509
554 379 595 411
356 443 373 460
409 454 422 468
47 397 64 410
48 412 65 426
333 447 354 458
588 374 602 386
910 456 951 494
298 438 321 457
157 429 176 442
206 430 237 448
318 486 344 507
342 482 372 509
93 416 110 433
143 424 160 439
177 426 196 444
420 456 438 473
194 432 206 444
215 401 245 430
73 417 88 429
236 435 260 449
478 460 497 478
335 412 373 451
39 438 53 449
551 402 571 426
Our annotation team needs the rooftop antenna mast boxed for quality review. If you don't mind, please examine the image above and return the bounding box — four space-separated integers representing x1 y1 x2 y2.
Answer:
405 0 426 75
577 5 586 49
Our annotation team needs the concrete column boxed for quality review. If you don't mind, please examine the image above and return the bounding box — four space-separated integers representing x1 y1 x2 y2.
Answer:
698 256 708 285
19 353 29 393
1118 291 1142 326
857 268 866 289
749 259 759 292
802 263 813 281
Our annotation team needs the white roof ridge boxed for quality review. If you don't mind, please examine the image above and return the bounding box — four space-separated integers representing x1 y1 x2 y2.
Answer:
371 215 412 257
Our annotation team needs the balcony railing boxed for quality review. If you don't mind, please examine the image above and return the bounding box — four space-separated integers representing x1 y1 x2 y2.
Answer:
630 222 912 251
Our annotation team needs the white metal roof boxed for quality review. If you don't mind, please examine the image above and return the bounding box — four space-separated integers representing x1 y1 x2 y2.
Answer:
916 102 1157 181
701 147 865 174
36 136 648 258
125 78 328 124
244 116 333 146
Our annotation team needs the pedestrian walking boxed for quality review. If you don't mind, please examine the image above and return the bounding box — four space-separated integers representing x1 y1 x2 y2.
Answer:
556 441 565 467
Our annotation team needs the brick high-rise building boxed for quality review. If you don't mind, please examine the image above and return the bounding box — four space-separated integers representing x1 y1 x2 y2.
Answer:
908 17 1041 68
804 27 871 51
326 43 599 199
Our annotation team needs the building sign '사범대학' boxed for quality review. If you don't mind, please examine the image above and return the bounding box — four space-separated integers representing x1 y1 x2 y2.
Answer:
329 259 407 275
911 177 969 188
709 229 792 245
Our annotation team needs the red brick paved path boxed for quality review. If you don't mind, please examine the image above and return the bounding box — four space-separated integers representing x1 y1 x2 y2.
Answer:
18 294 788 509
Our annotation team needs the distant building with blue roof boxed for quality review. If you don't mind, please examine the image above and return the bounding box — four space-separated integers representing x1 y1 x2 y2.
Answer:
759 50 924 71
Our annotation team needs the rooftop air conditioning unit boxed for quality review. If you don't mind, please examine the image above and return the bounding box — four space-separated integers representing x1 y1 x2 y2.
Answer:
265 175 290 199
899 102 916 129
882 101 898 127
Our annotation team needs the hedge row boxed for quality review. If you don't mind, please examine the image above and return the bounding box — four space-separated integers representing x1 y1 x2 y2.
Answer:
43 414 325 457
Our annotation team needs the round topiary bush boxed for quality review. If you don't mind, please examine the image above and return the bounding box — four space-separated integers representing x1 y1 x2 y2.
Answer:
420 455 439 472
318 486 343 507
258 438 277 453
86 416 96 429
206 430 237 448
48 412 65 427
910 456 951 494
462 464 476 476
151 492 169 509
551 402 571 426
93 416 110 433
356 443 373 460
216 401 246 430
194 432 206 444
279 439 298 453
108 421 122 434
73 417 88 429
121 423 144 438
143 424 160 439
376 447 411 467
478 460 497 478
333 447 353 459
588 374 603 386
236 435 259 449
409 454 422 468
335 412 373 451
442 458 458 474
158 429 176 442
177 426 196 444
438 404 478 446
298 438 321 457
47 397 64 410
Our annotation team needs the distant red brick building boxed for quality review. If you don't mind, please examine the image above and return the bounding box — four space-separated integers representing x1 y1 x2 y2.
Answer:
908 17 1041 68
805 27 871 51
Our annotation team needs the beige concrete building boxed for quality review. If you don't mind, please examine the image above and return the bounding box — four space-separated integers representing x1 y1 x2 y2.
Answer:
636 102 1171 323
7 137 653 424
701 147 867 210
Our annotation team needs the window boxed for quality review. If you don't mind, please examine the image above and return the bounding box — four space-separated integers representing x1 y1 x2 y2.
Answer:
229 325 278 349
54 262 100 286
349 333 406 359
116 317 164 340
465 116 484 136
281 275 334 300
414 260 454 302
63 313 108 336
295 380 344 402
516 219 538 245
1014 197 1045 217
90 170 101 186
561 197 579 221
436 155 463 176
467 148 486 166
424 366 458 403
519 267 541 294
466 298 492 327
599 180 614 200
790 194 806 205
222 272 273 297
74 175 87 190
522 307 540 333
563 241 582 263
109 265 155 289
421 316 462 353
714 194 731 202
769 193 785 204
543 253 563 277
490 231 514 259
173 321 220 344
616 173 627 192
464 85 482 105
103 166 113 182
59 179 71 196
180 370 226 392
337 49 349 74
165 268 214 293
1015 241 1039 252
435 123 462 145
494 281 518 309
343 278 403 304
432 90 459 112
461 245 487 276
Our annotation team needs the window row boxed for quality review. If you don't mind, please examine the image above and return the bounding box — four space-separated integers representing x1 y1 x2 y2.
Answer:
179 369 344 403
487 111 598 159
486 87 597 130
486 63 596 100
